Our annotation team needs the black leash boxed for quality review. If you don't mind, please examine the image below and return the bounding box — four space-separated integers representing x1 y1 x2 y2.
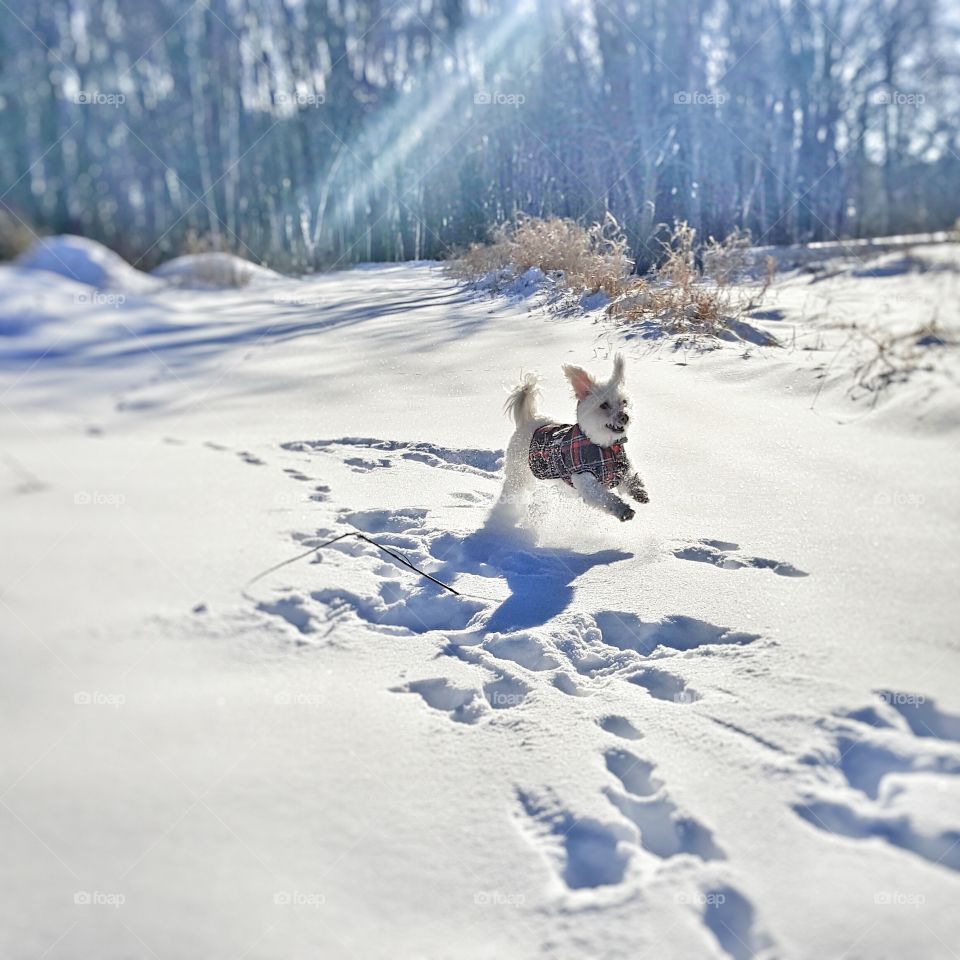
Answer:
244 530 463 596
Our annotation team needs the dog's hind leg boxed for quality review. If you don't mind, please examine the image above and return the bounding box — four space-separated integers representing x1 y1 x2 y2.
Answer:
488 436 534 529
571 471 635 522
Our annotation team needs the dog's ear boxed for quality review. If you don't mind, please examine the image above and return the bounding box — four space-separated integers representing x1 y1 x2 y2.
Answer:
562 363 595 401
611 353 625 384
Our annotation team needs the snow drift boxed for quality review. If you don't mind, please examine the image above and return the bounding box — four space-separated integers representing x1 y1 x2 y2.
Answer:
16 235 284 296
152 252 284 289
16 234 162 294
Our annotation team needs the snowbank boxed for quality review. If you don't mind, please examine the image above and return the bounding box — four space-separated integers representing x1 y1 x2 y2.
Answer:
152 252 283 289
16 234 162 293
15 235 284 295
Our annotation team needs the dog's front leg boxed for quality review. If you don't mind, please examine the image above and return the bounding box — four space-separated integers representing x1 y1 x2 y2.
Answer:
620 470 650 504
571 471 635 521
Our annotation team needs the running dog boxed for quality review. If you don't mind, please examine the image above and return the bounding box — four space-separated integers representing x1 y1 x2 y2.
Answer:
494 355 649 524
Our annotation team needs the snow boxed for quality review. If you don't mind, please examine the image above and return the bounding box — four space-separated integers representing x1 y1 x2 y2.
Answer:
15 234 163 294
151 252 284 289
14 236 283 301
1 238 959 958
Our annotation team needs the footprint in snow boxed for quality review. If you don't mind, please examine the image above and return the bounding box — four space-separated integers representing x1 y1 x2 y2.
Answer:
871 689 960 742
518 748 725 895
599 715 644 740
397 610 534 714
629 667 701 704
449 490 491 505
481 633 561 672
256 594 333 643
594 610 761 657
283 467 313 482
312 582 484 635
483 674 530 711
392 677 487 725
280 437 503 478
516 789 632 890
794 693 960 872
601 748 724 862
484 610 762 701
604 748 663 795
341 507 427 534
258 596 313 633
673 539 808 577
280 464 331 502
343 456 392 472
700 885 777 960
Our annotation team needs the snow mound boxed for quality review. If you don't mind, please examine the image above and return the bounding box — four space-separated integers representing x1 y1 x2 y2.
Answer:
152 252 283 289
16 234 161 293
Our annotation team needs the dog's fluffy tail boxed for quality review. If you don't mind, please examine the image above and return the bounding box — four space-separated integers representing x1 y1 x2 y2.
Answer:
504 372 540 425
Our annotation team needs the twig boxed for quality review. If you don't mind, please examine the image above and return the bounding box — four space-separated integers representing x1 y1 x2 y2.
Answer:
245 530 462 596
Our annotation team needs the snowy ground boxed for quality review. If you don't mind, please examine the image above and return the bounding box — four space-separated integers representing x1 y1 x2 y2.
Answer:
1 238 959 959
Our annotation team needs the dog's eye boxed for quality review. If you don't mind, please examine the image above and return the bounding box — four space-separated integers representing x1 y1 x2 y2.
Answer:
600 402 610 411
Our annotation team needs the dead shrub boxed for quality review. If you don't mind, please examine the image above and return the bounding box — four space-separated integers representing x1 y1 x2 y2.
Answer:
607 221 776 343
451 215 777 345
702 226 753 284
447 214 633 296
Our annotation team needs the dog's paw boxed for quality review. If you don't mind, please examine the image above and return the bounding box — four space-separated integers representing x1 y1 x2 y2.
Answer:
617 503 636 522
627 478 649 504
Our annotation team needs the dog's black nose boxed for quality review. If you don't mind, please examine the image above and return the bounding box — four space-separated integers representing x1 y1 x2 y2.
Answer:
619 413 630 424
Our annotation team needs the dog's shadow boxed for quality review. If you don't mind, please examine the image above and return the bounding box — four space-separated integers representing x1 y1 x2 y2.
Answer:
435 517 632 633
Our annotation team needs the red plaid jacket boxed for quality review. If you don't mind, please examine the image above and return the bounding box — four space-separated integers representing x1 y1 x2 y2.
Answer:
528 422 629 488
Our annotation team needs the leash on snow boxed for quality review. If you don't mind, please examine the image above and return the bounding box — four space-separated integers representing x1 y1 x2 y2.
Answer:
244 530 465 598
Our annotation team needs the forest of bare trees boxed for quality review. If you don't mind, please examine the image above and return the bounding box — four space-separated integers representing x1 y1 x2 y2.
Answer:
1 0 958 271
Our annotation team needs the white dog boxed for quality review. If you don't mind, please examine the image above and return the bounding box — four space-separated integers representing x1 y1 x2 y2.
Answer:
494 354 649 525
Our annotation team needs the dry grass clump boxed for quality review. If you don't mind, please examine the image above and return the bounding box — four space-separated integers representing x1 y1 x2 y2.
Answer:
851 318 951 396
448 214 633 296
451 215 778 345
702 226 753 283
607 221 776 341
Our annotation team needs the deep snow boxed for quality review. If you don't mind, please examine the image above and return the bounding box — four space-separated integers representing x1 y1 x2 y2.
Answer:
1 237 959 959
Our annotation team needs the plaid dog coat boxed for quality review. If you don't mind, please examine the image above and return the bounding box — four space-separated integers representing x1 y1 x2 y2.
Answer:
528 422 629 488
